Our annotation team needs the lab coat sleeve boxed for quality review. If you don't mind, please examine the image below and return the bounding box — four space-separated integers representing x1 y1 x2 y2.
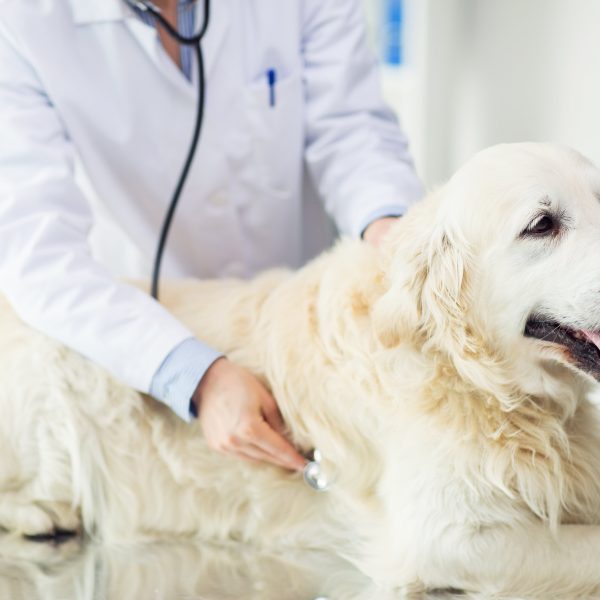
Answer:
301 0 425 238
0 21 207 400
151 337 223 422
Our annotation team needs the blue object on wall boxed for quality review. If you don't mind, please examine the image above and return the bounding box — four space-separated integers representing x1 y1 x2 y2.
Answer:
383 0 403 65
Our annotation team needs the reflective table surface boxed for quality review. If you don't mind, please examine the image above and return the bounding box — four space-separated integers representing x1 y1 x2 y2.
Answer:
0 534 476 600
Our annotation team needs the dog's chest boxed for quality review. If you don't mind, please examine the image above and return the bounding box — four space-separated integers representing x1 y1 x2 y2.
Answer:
375 411 600 537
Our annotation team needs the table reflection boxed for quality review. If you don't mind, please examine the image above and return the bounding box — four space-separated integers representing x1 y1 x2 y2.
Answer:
0 535 511 600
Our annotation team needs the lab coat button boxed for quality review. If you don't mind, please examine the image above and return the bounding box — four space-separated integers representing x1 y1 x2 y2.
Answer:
209 192 229 207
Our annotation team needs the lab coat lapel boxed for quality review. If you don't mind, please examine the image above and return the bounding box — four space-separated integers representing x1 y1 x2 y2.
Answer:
124 18 164 78
68 0 164 78
199 0 230 79
122 2 232 89
69 0 230 86
121 18 198 99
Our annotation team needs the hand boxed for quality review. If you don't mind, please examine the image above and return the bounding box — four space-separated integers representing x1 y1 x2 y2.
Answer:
362 216 399 247
192 358 307 471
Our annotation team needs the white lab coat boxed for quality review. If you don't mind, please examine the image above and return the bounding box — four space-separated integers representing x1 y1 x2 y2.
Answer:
0 0 423 394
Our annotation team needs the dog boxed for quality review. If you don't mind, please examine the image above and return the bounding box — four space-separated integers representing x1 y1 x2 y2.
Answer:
2 142 600 597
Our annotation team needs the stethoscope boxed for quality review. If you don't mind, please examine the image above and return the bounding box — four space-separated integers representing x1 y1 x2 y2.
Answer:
303 449 332 492
123 0 210 300
122 0 333 493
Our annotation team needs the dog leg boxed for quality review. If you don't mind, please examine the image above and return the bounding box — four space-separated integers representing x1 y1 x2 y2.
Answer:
0 494 80 538
0 497 54 537
418 523 600 597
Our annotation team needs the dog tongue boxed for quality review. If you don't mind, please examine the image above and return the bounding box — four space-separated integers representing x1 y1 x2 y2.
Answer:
582 330 600 350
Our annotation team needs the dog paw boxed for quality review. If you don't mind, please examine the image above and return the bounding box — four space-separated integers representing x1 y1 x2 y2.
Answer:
38 501 81 534
0 501 81 538
6 505 55 537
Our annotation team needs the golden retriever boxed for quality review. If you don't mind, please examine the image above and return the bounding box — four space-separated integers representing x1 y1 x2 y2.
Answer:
2 143 600 597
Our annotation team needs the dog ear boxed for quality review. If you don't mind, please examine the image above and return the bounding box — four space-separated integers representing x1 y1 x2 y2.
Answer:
372 196 473 355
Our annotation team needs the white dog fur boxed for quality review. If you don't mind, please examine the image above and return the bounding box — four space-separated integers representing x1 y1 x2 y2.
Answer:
2 143 600 597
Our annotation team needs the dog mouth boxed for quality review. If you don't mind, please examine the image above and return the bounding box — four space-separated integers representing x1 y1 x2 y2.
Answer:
524 317 600 380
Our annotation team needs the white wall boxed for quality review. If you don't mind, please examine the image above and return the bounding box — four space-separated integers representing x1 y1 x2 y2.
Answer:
375 0 600 188
445 0 600 182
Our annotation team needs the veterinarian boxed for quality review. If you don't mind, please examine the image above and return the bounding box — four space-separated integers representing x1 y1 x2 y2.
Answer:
0 0 423 471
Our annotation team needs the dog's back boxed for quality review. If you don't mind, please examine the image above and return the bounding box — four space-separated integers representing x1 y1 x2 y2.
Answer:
0 267 342 544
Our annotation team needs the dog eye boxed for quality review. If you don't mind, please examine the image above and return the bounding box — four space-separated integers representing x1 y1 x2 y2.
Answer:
522 213 557 237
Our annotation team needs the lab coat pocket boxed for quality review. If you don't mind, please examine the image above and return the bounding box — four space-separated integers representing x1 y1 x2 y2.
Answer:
242 72 304 194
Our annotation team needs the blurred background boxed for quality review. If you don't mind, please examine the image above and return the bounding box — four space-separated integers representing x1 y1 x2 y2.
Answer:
368 0 600 188
85 0 600 274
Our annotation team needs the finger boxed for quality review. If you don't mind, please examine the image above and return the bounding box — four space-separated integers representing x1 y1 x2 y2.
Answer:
231 443 297 470
260 392 286 434
251 420 307 471
227 450 262 465
221 425 292 469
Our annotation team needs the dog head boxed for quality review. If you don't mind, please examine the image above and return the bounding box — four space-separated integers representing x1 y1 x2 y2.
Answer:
374 143 600 397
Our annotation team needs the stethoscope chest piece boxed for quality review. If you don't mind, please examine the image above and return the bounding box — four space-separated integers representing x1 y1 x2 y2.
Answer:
303 448 331 492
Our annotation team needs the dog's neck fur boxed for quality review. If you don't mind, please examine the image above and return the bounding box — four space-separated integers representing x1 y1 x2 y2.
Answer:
419 352 600 528
264 238 600 530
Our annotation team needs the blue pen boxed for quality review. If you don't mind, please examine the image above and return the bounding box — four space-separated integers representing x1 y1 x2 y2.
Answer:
267 68 277 107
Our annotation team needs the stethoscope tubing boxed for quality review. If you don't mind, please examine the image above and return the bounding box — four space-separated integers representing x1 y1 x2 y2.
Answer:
131 0 210 45
151 41 205 299
124 0 210 300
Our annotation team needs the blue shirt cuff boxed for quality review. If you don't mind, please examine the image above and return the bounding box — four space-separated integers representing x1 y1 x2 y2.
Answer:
150 337 223 422
357 204 405 239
